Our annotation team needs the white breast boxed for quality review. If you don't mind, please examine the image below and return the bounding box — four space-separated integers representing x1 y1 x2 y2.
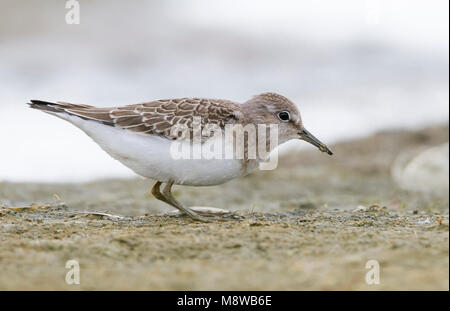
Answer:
57 114 248 186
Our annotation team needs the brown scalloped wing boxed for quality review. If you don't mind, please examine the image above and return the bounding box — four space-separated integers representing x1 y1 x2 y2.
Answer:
62 98 241 140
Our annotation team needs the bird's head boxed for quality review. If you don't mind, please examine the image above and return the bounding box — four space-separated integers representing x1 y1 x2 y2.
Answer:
243 92 333 155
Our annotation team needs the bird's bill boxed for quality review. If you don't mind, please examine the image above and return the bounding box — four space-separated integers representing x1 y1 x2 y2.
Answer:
299 129 333 155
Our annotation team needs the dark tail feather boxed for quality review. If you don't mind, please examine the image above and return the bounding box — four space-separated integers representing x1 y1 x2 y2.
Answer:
28 100 64 113
28 100 114 126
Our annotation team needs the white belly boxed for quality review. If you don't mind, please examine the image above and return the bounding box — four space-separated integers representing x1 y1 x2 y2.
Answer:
60 114 247 186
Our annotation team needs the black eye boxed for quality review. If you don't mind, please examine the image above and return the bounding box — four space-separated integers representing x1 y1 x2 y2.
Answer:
277 111 290 122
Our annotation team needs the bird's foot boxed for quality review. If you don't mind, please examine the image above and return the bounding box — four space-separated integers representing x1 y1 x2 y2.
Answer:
178 207 243 222
189 206 230 216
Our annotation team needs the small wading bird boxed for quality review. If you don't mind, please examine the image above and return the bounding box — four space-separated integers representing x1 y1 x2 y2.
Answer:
29 93 332 222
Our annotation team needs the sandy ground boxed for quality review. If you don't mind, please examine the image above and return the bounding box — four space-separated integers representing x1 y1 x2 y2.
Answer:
0 125 448 290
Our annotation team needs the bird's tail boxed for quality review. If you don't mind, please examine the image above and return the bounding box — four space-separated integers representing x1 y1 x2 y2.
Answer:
28 100 92 113
28 100 115 126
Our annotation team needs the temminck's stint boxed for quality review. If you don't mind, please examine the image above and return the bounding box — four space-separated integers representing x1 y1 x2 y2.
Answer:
29 93 332 221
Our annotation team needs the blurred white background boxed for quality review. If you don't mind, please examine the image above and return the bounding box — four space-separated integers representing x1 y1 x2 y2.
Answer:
0 0 448 182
